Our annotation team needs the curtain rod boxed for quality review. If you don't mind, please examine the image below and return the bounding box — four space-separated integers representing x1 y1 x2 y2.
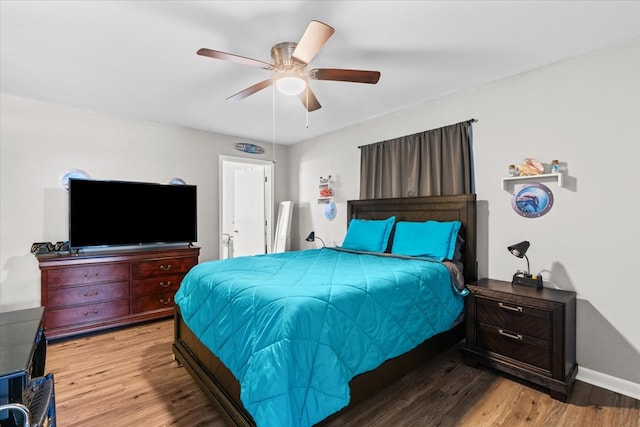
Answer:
357 118 477 149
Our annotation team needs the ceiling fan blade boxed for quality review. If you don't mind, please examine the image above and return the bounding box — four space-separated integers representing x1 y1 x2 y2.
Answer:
311 68 381 84
227 79 274 102
292 20 335 65
197 48 272 69
298 87 321 112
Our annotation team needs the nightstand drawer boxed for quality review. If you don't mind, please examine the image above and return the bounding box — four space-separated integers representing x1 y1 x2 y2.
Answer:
476 296 551 341
477 323 550 371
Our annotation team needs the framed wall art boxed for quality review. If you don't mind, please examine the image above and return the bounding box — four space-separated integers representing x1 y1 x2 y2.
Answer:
511 183 554 218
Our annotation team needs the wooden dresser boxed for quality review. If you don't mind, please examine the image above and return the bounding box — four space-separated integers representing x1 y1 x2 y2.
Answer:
38 246 199 339
463 278 577 401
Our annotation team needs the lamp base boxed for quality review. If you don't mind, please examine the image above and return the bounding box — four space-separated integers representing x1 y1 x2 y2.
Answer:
512 271 543 288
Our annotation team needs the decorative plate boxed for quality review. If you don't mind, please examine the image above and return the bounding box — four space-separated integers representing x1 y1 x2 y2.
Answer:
323 201 337 221
169 177 186 185
511 183 554 218
61 169 90 190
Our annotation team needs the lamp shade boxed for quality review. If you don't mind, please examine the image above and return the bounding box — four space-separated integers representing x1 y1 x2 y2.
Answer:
276 76 306 95
305 231 325 247
508 241 530 258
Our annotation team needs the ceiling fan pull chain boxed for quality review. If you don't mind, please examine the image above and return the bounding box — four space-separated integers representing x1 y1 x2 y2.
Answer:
272 86 277 162
306 87 309 128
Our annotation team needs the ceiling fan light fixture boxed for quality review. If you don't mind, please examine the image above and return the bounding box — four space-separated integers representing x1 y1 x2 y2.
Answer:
197 20 380 111
276 76 306 96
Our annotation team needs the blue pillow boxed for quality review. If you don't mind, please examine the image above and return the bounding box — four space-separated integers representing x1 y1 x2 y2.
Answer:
391 220 462 261
341 216 396 252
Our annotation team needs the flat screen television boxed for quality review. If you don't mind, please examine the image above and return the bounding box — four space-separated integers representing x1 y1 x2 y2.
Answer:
69 179 197 250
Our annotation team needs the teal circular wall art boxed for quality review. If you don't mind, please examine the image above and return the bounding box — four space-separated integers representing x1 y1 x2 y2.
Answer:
323 201 337 221
511 183 554 218
60 169 90 191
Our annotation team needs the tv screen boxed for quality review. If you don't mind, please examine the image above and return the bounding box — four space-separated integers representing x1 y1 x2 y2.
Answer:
69 179 197 249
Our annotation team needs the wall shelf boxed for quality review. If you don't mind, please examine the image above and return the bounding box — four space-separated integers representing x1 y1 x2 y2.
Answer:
317 176 334 204
501 172 564 191
317 196 333 204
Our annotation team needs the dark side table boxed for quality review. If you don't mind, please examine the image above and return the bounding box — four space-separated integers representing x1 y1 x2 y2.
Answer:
462 278 577 401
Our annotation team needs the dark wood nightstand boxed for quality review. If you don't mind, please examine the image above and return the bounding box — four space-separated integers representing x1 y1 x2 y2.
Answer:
463 278 577 401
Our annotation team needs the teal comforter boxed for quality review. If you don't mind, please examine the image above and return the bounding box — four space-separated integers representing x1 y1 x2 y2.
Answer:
174 248 465 427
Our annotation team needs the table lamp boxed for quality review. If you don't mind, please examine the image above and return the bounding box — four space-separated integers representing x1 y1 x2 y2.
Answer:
508 240 543 288
305 231 325 247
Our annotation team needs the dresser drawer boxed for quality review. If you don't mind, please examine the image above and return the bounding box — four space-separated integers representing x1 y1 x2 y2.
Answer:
131 257 196 278
46 300 129 329
46 264 129 287
132 274 183 297
132 292 175 313
47 281 129 308
476 296 551 341
477 322 550 371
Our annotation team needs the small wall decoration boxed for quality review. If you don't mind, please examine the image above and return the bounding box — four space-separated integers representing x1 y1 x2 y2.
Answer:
235 142 265 154
319 187 332 197
317 175 334 204
168 177 186 185
323 201 337 221
518 158 544 176
511 183 554 218
60 169 90 191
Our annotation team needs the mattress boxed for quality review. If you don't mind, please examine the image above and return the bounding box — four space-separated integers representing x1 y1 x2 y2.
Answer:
174 248 466 427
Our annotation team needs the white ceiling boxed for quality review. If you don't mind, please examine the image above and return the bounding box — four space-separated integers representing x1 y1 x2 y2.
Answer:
2 1 639 145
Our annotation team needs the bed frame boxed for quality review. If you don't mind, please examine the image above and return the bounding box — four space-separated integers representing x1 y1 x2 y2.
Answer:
173 194 477 426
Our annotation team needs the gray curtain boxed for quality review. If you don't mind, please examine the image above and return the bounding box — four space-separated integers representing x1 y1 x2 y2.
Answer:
359 121 474 199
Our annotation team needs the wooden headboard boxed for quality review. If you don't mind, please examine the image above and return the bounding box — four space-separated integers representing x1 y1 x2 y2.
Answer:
347 194 477 284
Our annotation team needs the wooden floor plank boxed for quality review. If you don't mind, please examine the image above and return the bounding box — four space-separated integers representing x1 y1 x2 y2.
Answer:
47 319 639 426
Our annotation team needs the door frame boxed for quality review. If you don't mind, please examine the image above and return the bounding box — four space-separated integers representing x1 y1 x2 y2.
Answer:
219 155 274 258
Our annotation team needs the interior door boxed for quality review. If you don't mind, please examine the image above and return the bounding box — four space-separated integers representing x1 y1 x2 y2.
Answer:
233 166 266 256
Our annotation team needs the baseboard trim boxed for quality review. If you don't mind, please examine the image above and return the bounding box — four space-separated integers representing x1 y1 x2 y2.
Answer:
577 367 640 400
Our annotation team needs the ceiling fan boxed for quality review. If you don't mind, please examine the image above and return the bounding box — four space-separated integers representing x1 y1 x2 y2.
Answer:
197 20 381 112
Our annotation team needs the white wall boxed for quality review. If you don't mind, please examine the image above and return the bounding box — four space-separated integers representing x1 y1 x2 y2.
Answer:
0 95 289 311
289 39 640 395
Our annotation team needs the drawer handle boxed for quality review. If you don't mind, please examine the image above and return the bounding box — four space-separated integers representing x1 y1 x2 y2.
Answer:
159 281 172 288
159 264 172 271
83 271 99 278
160 297 172 305
83 290 99 297
498 302 522 313
498 328 523 341
83 310 99 316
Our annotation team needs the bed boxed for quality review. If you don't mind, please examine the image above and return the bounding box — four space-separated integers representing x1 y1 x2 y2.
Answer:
173 194 477 426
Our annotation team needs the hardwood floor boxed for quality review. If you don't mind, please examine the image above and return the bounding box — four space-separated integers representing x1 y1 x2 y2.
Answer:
47 319 639 427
